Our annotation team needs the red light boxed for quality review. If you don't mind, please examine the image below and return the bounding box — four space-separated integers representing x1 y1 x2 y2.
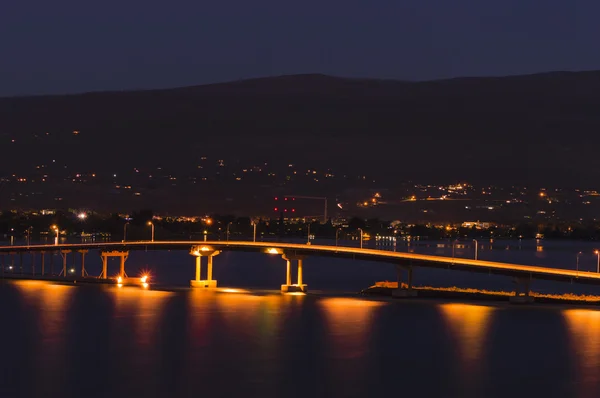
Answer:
274 208 278 211
284 197 288 201
292 197 295 201
274 197 278 201
284 209 288 212
292 209 295 212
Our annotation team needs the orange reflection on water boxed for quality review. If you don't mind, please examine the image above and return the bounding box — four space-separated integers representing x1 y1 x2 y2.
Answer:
563 309 600 397
214 291 286 334
111 286 172 347
12 280 75 396
438 303 495 367
13 280 75 342
320 298 386 359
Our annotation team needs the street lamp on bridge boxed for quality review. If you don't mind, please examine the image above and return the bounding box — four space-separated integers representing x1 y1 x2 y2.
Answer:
358 228 363 249
147 221 155 242
51 225 59 246
123 221 129 242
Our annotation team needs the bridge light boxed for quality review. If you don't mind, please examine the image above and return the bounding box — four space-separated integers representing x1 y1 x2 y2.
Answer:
140 275 148 283
284 197 288 201
274 207 278 211
274 197 278 201
117 276 123 283
292 209 295 212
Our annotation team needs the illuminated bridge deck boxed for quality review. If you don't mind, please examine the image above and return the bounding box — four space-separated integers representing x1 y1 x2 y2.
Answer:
1 240 599 286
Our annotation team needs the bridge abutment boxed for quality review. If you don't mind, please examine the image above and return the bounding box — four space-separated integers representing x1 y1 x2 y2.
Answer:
190 245 220 288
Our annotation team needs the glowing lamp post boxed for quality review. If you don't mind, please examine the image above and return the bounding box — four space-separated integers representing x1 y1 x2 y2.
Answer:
147 221 154 242
51 225 59 245
123 221 129 242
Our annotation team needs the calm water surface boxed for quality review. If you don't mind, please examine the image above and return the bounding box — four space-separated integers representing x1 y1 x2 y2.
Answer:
2 239 600 397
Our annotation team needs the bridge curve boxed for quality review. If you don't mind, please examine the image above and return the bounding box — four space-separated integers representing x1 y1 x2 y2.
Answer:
1 240 599 287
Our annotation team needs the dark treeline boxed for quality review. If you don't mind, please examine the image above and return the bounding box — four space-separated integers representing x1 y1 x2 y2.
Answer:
2 210 600 242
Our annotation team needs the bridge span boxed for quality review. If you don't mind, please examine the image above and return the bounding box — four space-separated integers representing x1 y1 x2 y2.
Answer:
1 240 599 301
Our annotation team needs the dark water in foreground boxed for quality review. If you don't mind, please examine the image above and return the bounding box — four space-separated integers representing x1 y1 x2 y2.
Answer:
1 281 600 398
2 239 600 397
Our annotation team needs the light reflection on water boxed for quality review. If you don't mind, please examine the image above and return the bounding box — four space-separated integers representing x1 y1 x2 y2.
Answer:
2 279 600 398
107 285 173 397
439 303 495 365
12 280 75 398
319 297 385 359
319 297 386 397
438 302 495 395
563 309 600 398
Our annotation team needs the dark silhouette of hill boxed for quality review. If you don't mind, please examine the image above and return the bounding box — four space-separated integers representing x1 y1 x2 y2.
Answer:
2 71 600 188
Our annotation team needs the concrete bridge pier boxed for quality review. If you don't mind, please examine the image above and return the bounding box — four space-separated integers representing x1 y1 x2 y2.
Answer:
281 253 308 293
190 245 221 288
392 264 418 298
58 250 72 277
510 277 534 304
40 252 45 276
100 251 129 279
79 250 89 277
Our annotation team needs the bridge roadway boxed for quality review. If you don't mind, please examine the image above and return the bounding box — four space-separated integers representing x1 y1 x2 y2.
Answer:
1 240 599 287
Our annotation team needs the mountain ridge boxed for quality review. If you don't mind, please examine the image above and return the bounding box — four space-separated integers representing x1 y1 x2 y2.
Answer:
2 70 600 189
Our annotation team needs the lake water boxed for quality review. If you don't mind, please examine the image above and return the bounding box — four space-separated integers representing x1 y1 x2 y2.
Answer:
2 238 600 397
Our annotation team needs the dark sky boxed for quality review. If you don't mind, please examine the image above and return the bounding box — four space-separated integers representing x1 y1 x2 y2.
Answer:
1 0 598 96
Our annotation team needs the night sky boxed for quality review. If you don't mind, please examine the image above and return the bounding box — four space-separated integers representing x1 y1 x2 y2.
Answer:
1 0 598 96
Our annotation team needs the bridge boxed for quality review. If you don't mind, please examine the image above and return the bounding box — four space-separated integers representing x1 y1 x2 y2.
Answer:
1 240 599 302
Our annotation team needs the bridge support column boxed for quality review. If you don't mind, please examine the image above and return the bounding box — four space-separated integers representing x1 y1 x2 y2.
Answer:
101 256 108 279
190 246 220 288
79 250 89 277
119 256 127 278
59 250 71 277
392 264 417 298
510 277 534 304
99 251 129 280
40 252 45 276
281 253 308 293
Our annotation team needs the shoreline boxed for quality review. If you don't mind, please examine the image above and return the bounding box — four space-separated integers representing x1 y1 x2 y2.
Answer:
360 282 600 306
